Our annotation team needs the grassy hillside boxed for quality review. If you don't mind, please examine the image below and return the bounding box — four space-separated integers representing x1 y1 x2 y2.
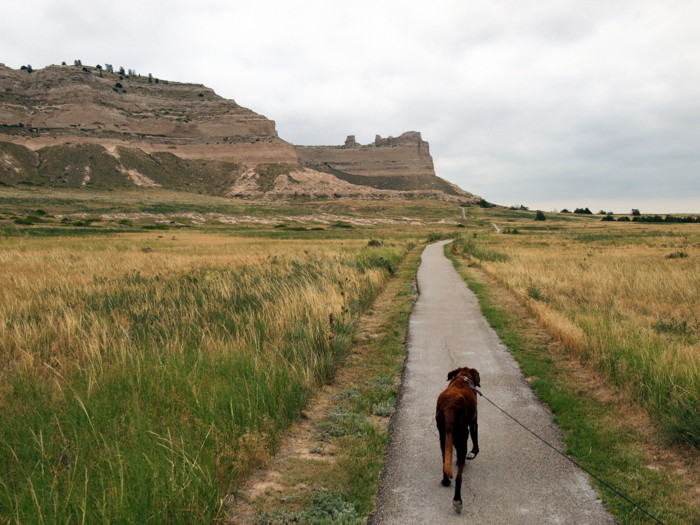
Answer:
0 142 40 184
310 163 465 196
0 142 247 194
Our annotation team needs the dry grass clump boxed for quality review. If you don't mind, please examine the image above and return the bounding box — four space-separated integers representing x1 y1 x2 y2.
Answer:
452 222 699 446
0 232 410 522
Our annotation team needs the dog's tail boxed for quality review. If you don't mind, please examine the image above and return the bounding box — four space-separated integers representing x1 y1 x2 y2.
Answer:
443 420 454 480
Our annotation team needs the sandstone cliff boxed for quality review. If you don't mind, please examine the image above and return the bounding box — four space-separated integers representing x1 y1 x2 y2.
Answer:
0 63 297 166
296 132 472 198
297 132 435 178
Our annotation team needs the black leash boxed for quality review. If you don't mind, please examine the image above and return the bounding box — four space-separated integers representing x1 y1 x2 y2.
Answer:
463 378 666 525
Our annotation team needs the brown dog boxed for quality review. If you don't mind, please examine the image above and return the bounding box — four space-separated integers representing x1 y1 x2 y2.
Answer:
435 366 480 511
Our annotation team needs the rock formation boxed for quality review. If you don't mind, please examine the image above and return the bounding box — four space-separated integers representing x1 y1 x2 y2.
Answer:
297 131 434 178
295 132 473 198
0 63 296 166
0 63 477 201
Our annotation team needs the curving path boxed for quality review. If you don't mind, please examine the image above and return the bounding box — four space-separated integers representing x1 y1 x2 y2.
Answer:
369 241 615 525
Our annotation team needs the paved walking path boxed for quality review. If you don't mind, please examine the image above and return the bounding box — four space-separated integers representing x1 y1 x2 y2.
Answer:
370 241 615 524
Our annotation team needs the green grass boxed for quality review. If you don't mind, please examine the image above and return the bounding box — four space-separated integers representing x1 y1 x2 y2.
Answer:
446 247 698 525
450 235 510 262
0 233 412 523
251 245 421 524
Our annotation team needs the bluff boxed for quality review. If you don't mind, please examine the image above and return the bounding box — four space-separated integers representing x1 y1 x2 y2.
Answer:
295 132 470 197
297 132 434 178
0 63 296 165
0 63 477 201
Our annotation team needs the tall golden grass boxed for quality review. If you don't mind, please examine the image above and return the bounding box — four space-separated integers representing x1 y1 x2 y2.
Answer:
0 232 410 522
453 221 699 446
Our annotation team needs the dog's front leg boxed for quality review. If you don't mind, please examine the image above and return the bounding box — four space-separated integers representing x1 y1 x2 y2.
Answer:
467 420 479 460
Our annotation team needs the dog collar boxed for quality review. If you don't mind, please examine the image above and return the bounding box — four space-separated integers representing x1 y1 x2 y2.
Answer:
462 376 483 397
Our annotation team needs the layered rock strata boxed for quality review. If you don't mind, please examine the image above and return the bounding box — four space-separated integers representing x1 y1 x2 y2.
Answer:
296 132 472 198
0 63 477 201
296 131 434 178
0 63 297 166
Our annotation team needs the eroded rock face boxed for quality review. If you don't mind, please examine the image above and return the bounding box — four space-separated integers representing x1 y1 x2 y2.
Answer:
294 132 475 199
296 131 435 178
0 63 297 166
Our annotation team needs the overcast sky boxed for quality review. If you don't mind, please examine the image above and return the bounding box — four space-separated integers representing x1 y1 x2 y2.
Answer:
3 0 699 213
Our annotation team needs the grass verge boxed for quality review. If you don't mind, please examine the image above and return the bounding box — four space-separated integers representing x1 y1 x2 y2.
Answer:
228 244 422 524
446 247 699 525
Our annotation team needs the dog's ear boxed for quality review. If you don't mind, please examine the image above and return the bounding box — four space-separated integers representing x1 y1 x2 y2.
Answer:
469 368 481 387
447 368 460 381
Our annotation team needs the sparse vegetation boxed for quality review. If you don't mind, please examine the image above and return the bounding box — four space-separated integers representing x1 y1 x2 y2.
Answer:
255 490 363 525
477 198 495 208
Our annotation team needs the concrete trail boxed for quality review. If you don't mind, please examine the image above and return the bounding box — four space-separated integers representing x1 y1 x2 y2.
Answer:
370 241 615 525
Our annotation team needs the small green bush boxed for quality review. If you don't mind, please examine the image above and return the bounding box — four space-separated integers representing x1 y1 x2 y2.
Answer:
371 400 394 417
451 237 509 262
255 490 362 525
426 232 450 242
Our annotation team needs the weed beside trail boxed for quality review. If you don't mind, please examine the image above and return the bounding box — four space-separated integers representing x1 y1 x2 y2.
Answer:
0 233 411 522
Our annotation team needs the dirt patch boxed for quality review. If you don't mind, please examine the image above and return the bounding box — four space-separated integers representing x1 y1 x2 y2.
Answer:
124 168 161 187
57 211 440 227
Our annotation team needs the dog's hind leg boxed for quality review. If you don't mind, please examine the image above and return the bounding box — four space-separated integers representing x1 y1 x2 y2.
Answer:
467 420 479 460
438 425 451 486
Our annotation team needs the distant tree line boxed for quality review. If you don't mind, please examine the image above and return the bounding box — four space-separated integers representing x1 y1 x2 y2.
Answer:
555 206 696 223
629 215 698 223
20 60 163 84
560 208 593 214
55 60 160 84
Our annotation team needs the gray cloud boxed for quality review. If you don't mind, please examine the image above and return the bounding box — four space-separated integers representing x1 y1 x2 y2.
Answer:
2 0 698 212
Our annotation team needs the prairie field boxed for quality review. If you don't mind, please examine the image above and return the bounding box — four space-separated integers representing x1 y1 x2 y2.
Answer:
1 187 697 523
452 211 700 447
0 228 412 522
